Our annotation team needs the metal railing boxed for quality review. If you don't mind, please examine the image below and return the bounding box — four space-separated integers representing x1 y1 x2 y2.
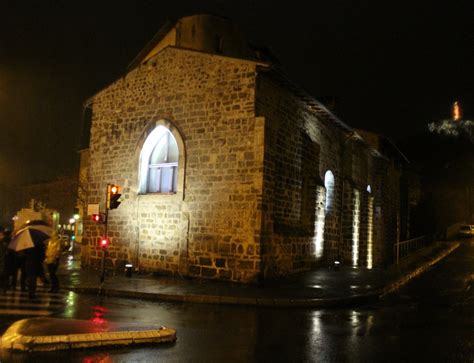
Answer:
394 235 426 265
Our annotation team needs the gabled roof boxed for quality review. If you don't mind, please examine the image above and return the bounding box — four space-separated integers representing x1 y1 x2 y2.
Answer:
127 19 176 71
127 14 277 71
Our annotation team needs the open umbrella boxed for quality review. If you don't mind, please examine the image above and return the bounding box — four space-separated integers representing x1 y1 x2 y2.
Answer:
8 221 53 252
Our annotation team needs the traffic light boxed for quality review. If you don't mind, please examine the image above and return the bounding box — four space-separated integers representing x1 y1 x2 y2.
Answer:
107 184 122 210
91 213 106 224
99 236 110 250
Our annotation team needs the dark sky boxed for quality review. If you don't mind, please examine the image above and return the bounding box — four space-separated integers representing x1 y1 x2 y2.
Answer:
0 0 472 185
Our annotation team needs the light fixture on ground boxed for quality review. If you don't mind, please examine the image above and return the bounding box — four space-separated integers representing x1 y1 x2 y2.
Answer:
125 263 133 277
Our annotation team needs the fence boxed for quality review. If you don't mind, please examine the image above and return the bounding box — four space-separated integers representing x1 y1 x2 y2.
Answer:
394 235 427 265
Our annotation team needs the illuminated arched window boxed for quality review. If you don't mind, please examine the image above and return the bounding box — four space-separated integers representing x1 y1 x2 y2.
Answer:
139 126 179 194
367 185 372 193
324 170 335 213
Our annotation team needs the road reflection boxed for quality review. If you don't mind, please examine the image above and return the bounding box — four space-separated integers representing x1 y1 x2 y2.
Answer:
63 291 78 319
82 352 113 363
91 305 108 325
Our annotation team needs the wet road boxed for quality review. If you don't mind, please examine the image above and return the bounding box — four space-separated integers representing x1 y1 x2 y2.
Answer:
1 239 473 362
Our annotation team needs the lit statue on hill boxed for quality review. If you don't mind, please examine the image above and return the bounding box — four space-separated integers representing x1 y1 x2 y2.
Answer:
428 101 473 142
453 101 461 121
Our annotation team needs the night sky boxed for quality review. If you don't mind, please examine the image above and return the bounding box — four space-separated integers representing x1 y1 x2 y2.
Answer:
1 1 472 185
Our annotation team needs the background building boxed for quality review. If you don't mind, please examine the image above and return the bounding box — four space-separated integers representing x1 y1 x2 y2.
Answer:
0 175 78 228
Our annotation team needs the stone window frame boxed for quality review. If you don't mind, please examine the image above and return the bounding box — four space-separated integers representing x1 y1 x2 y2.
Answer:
135 120 186 200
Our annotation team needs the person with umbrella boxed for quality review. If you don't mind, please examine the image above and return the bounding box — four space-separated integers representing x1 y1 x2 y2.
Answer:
8 220 52 299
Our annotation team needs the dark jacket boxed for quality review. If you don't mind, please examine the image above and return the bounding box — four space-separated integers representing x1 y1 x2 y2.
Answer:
25 243 46 276
4 249 16 275
0 241 6 273
2 232 14 274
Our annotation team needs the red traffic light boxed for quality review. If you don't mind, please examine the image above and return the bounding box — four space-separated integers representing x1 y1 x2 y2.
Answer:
91 213 106 224
99 237 110 250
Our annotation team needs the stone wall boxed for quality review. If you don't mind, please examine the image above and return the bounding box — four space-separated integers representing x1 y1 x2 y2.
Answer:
83 46 265 282
255 70 348 278
254 69 405 277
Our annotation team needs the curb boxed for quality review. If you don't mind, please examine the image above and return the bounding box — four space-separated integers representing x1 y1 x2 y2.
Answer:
67 286 382 308
64 242 460 308
379 241 460 298
1 318 177 352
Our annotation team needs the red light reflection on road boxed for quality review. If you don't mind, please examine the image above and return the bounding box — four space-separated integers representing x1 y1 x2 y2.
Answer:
91 305 108 325
82 353 112 363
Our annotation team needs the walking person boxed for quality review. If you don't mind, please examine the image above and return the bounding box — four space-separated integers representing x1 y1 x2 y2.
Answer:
25 238 46 299
15 250 27 291
38 261 50 286
45 232 62 293
8 220 53 298
0 228 8 293
3 229 16 291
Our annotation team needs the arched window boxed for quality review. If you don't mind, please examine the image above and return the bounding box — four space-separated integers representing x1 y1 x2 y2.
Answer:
139 126 179 194
324 170 335 213
367 185 372 193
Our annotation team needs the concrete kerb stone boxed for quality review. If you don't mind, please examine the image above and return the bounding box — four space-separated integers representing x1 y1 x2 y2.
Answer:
379 241 460 298
63 242 459 308
1 318 177 352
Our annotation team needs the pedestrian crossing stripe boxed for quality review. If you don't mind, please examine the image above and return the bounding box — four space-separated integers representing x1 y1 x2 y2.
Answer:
0 292 64 302
0 309 52 316
0 288 67 317
0 301 62 309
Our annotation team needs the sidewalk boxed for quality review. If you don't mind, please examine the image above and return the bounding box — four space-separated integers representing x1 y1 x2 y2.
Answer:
59 241 459 308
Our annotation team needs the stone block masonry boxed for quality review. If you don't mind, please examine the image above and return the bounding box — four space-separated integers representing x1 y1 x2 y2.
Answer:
254 68 405 278
81 16 417 283
84 47 265 282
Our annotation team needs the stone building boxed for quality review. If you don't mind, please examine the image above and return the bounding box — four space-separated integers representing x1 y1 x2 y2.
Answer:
80 14 418 282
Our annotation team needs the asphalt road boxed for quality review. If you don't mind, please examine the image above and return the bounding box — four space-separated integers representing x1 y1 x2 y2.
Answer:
1 239 473 362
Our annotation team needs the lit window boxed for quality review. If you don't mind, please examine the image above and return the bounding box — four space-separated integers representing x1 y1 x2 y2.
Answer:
139 126 179 194
324 170 335 213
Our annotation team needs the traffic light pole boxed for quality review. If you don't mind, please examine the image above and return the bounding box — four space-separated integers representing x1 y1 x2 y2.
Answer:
99 183 121 284
100 185 110 283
